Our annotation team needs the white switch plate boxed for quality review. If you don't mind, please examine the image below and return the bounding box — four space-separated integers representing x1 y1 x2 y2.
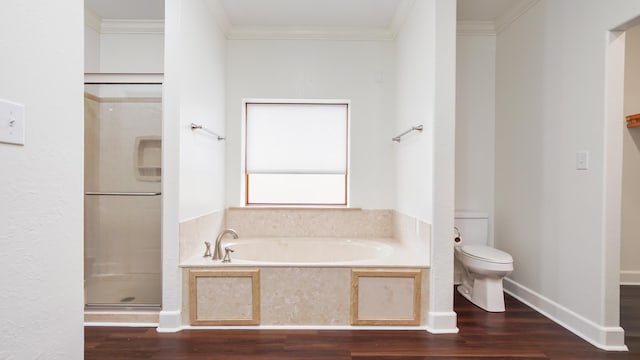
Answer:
0 99 25 145
576 150 589 170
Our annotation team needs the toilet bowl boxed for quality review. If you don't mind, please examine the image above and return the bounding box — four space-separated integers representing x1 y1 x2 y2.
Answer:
455 244 513 312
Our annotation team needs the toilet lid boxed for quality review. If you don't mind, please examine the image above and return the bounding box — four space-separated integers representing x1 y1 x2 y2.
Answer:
460 245 513 264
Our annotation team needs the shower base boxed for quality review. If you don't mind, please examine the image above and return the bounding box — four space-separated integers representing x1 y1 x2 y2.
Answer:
84 273 161 325
85 273 161 307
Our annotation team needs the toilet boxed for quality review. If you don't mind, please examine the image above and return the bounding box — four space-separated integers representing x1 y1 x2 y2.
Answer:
454 212 513 312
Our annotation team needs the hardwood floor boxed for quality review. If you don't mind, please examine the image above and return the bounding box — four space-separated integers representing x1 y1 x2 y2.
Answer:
85 286 640 359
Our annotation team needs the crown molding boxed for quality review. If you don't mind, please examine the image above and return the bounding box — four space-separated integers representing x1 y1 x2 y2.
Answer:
457 0 539 36
85 9 102 33
457 21 496 36
85 8 164 35
204 0 232 38
87 0 538 39
205 0 406 41
389 0 415 39
495 0 540 34
100 19 164 34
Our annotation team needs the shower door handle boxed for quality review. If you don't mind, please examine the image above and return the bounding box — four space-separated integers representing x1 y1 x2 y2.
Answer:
85 192 162 196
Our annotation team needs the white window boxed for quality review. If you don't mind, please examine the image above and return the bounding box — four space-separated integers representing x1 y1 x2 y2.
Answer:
245 101 349 206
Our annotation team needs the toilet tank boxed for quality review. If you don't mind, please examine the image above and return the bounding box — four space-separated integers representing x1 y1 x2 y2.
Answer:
454 211 488 246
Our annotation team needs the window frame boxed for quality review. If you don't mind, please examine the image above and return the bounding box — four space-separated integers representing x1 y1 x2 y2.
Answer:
242 99 350 207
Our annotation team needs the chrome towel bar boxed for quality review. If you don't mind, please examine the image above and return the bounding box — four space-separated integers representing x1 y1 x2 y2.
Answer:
392 124 423 143
85 192 161 196
191 123 225 141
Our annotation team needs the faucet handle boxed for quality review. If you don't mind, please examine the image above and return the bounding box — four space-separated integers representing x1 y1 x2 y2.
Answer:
222 247 234 263
203 241 212 257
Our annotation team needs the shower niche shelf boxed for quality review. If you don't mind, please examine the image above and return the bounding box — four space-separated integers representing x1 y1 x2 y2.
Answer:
626 113 640 128
135 136 161 182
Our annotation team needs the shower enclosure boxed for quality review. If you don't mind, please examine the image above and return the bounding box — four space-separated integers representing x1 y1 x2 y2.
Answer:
84 75 162 307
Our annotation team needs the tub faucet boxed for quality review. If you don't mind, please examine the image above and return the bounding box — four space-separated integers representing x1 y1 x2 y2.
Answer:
203 241 212 257
213 229 238 260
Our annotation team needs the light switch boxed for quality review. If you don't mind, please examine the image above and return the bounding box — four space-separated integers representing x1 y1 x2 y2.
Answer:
0 99 25 145
576 150 589 170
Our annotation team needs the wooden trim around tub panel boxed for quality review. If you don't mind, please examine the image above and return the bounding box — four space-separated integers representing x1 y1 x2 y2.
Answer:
189 269 260 326
351 269 422 326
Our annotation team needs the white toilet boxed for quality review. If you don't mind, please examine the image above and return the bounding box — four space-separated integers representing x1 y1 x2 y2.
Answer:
454 212 513 312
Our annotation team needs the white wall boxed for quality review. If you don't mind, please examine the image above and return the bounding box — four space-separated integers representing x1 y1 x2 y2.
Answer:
225 39 395 209
455 34 496 243
177 2 227 220
0 0 84 358
85 22 101 72
160 0 227 330
621 24 640 285
100 32 164 73
84 15 164 73
394 0 435 221
495 0 640 350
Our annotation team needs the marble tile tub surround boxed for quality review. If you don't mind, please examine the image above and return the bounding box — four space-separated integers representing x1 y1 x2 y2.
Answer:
225 207 393 238
180 208 430 265
181 267 353 326
393 210 431 254
182 267 430 326
179 208 432 327
179 210 225 263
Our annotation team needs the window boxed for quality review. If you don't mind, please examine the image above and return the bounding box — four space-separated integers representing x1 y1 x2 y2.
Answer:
244 101 349 206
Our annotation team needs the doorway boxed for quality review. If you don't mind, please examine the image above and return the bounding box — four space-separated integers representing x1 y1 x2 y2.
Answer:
620 21 640 350
621 24 640 288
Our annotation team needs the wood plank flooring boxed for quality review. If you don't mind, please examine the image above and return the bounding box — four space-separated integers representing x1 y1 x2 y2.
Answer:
85 286 640 359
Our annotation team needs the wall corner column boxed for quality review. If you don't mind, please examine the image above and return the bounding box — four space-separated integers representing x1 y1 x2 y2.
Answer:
428 0 458 334
158 0 183 332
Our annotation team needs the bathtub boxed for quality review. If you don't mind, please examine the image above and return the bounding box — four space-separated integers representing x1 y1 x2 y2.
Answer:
225 237 393 263
182 237 427 267
180 236 429 327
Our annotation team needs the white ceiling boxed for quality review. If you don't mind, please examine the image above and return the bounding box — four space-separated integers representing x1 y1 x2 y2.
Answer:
85 0 524 24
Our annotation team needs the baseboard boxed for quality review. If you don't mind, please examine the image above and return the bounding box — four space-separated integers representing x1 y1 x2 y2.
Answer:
503 278 628 351
157 310 182 333
85 322 158 327
426 311 458 334
179 325 430 331
620 271 640 285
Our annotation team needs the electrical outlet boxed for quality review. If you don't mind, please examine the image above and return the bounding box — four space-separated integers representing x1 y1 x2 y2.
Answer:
0 99 25 146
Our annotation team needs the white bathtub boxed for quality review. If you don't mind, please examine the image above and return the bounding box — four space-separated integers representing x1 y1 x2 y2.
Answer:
180 236 429 328
224 237 394 263
181 237 428 267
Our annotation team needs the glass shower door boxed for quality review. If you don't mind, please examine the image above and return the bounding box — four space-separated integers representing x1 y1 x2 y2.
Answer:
84 81 162 307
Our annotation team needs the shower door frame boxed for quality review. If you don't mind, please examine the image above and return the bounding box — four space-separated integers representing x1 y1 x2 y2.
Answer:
84 73 164 310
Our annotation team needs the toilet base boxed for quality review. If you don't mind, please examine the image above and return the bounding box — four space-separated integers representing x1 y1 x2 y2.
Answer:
456 276 506 312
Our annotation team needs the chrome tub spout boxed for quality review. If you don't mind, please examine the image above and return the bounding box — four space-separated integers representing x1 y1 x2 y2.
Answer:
213 229 238 261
